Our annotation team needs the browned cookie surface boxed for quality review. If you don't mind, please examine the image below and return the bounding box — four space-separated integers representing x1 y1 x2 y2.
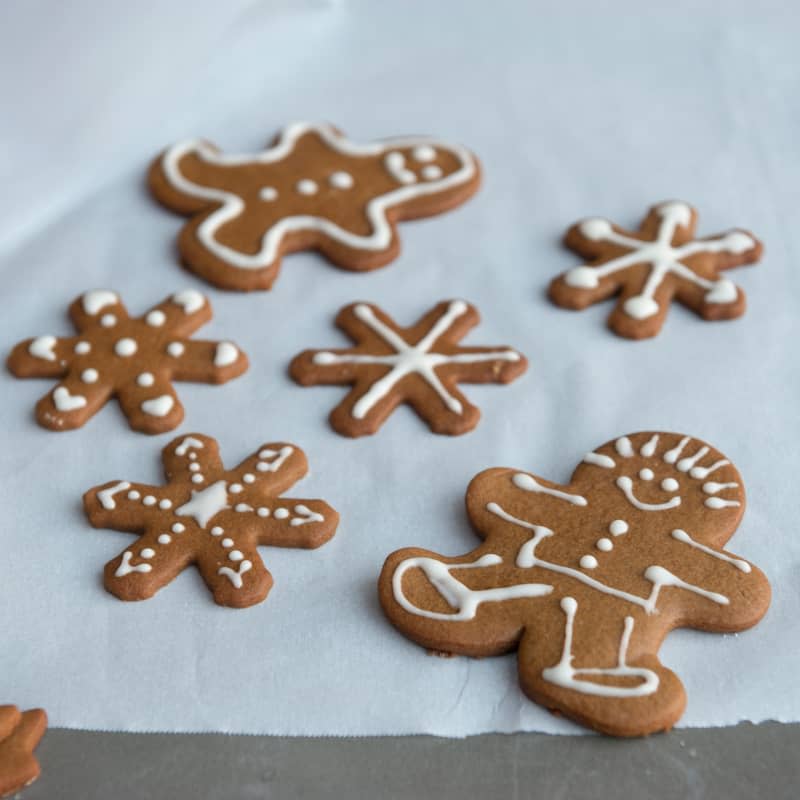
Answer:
149 123 481 291
290 299 527 437
549 201 762 339
7 289 247 434
0 706 47 798
379 432 770 736
83 434 338 608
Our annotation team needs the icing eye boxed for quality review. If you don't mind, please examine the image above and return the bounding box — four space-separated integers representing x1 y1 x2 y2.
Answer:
661 478 679 492
639 468 654 481
421 164 443 181
412 145 436 162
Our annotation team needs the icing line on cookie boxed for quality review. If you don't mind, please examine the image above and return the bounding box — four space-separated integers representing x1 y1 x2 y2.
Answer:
160 122 477 270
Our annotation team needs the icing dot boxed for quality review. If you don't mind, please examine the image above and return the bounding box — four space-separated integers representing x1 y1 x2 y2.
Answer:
141 548 155 559
609 519 628 536
158 534 172 545
259 186 278 201
228 550 244 562
412 145 436 162
296 179 318 195
257 507 270 517
137 372 155 387
159 499 172 510
143 495 156 506
115 338 137 357
211 526 223 536
258 450 276 459
81 368 99 383
172 289 205 314
127 490 140 500
235 503 250 512
421 164 443 180
596 538 613 552
639 468 654 481
100 313 117 327
243 474 255 484
565 266 599 289
172 523 185 534
192 474 204 484
221 538 234 548
274 508 289 520
146 310 166 327
256 462 271 472
189 463 200 472
329 171 354 189
167 342 185 357
579 218 613 240
580 555 598 569
74 342 91 355
230 484 243 494
661 478 679 492
189 453 197 460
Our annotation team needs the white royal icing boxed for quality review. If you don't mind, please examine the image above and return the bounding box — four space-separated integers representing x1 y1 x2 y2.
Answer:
542 597 659 698
28 335 57 361
218 560 253 588
512 473 587 506
175 480 229 528
141 395 174 417
115 551 152 577
616 476 681 512
53 386 87 411
146 310 166 327
214 342 239 367
115 338 137 357
172 289 205 314
583 452 615 469
97 481 131 510
81 368 99 384
82 290 118 315
564 202 752 319
167 342 185 357
329 171 354 189
671 529 750 572
160 123 477 270
312 301 520 419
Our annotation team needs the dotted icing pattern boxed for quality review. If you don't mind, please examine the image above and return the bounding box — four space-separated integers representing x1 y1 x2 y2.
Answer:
84 434 339 608
6 289 248 434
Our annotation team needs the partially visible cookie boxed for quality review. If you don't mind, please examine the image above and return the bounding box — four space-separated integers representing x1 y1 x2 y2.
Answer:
549 201 763 339
7 289 248 433
83 433 338 608
289 299 527 437
0 706 47 798
149 122 481 291
379 431 770 736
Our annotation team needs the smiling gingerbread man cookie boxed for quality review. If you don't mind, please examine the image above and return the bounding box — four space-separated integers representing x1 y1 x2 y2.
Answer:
379 432 770 736
149 122 481 291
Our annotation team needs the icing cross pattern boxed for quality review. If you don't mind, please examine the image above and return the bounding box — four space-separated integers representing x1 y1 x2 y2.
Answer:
84 434 338 608
151 122 479 290
550 201 762 338
290 300 526 436
7 289 247 434
386 432 760 710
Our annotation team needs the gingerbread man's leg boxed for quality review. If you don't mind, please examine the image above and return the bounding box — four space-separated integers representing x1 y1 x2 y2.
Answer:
517 596 686 737
0 706 47 798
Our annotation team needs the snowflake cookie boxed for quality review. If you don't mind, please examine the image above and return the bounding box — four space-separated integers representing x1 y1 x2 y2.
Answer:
7 289 248 434
148 122 481 291
0 705 47 798
379 432 770 736
83 434 338 608
549 201 763 339
289 300 527 437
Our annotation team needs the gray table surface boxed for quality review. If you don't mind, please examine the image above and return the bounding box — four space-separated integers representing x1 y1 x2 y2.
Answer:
23 722 799 799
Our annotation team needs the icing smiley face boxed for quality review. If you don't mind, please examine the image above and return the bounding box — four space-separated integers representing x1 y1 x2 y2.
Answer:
149 122 481 291
378 431 769 737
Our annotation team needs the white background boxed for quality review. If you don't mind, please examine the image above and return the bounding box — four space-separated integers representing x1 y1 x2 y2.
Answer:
0 0 798 735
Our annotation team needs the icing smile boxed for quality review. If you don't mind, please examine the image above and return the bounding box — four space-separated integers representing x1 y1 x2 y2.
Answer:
615 476 681 512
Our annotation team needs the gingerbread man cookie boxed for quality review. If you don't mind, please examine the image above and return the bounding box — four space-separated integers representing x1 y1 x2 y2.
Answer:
7 289 248 434
149 122 481 291
0 706 47 798
84 434 338 608
379 432 770 736
289 300 527 437
549 201 763 339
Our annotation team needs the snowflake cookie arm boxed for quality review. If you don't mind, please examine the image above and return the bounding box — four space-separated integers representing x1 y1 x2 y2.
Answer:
84 479 174 532
142 289 213 337
116 379 184 435
6 335 77 379
0 706 47 798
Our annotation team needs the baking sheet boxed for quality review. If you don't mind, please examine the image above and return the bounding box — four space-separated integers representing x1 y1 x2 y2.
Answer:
1 0 798 735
